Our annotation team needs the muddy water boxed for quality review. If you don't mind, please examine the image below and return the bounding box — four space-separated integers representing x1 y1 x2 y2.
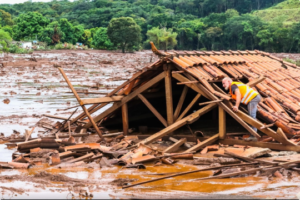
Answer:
1 51 300 199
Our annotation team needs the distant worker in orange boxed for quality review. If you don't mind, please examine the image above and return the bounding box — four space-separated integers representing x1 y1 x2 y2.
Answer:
222 77 261 141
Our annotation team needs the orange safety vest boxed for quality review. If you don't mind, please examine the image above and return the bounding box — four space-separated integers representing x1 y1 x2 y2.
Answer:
229 82 258 105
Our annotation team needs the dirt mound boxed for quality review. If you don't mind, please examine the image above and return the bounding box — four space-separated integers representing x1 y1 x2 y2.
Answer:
33 171 84 183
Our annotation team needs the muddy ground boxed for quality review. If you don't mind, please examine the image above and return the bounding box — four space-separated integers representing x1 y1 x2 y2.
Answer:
1 50 300 199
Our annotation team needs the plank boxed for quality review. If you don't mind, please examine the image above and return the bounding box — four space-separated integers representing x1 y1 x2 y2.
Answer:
176 93 201 122
138 94 168 127
84 72 165 128
220 139 300 152
177 81 199 85
276 128 295 146
80 96 123 105
43 114 73 121
174 86 188 121
246 76 266 87
164 138 187 153
184 134 219 153
140 103 217 145
172 73 209 99
219 106 226 139
58 67 104 140
165 66 174 126
122 103 129 136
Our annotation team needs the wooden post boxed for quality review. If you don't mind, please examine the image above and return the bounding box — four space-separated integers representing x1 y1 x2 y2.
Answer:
122 103 129 136
174 86 188 121
219 106 226 139
164 64 174 126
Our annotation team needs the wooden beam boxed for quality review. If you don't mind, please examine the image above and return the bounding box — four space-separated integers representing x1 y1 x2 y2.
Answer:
184 134 219 153
122 103 129 136
172 73 209 99
199 100 222 106
164 138 187 153
220 139 300 152
138 94 168 127
84 72 165 128
165 65 174 126
80 96 123 105
246 76 266 87
58 67 104 140
140 103 217 145
174 86 188 121
176 94 201 122
219 106 226 139
177 81 199 85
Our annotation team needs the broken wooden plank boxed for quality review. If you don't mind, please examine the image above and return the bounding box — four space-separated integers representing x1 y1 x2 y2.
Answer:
58 67 104 140
138 94 168 127
67 153 94 163
224 150 276 165
184 134 219 153
169 137 191 148
276 128 294 146
140 103 217 145
164 138 187 153
84 72 165 128
174 86 188 121
220 139 300 152
193 157 240 165
80 96 124 105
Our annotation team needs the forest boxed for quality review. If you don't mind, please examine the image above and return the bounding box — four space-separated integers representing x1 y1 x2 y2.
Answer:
0 0 300 53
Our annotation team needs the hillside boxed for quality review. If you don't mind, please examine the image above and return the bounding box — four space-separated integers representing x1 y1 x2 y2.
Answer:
254 0 300 24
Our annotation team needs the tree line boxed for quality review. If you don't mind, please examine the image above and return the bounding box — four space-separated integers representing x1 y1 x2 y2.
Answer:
1 0 300 53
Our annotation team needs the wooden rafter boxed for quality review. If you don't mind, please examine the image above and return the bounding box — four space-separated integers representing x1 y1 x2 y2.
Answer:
176 94 201 122
138 94 168 127
122 103 129 135
173 86 188 121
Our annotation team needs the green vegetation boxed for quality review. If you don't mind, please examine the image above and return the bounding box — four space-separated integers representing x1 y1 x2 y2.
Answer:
107 17 141 53
1 0 300 53
254 0 300 25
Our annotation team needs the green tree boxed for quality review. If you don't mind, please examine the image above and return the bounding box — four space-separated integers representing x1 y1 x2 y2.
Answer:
205 27 222 50
107 17 142 53
39 21 62 44
92 27 114 49
13 12 49 40
146 27 177 51
0 29 12 52
257 29 274 52
0 9 14 26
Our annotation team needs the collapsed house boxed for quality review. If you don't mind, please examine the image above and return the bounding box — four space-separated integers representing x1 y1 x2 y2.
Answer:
3 43 300 189
56 42 300 153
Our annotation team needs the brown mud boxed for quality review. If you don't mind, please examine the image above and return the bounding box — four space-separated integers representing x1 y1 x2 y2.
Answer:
0 50 300 199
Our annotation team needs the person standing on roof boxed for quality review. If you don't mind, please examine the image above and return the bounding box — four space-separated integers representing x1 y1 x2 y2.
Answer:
222 77 261 141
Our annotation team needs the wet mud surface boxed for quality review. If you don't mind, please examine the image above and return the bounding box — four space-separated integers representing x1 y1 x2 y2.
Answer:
0 50 300 199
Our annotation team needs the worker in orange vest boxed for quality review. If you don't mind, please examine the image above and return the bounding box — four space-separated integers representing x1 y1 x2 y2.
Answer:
222 77 261 141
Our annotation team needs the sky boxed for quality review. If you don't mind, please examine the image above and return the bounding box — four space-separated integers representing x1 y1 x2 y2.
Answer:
0 0 72 4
